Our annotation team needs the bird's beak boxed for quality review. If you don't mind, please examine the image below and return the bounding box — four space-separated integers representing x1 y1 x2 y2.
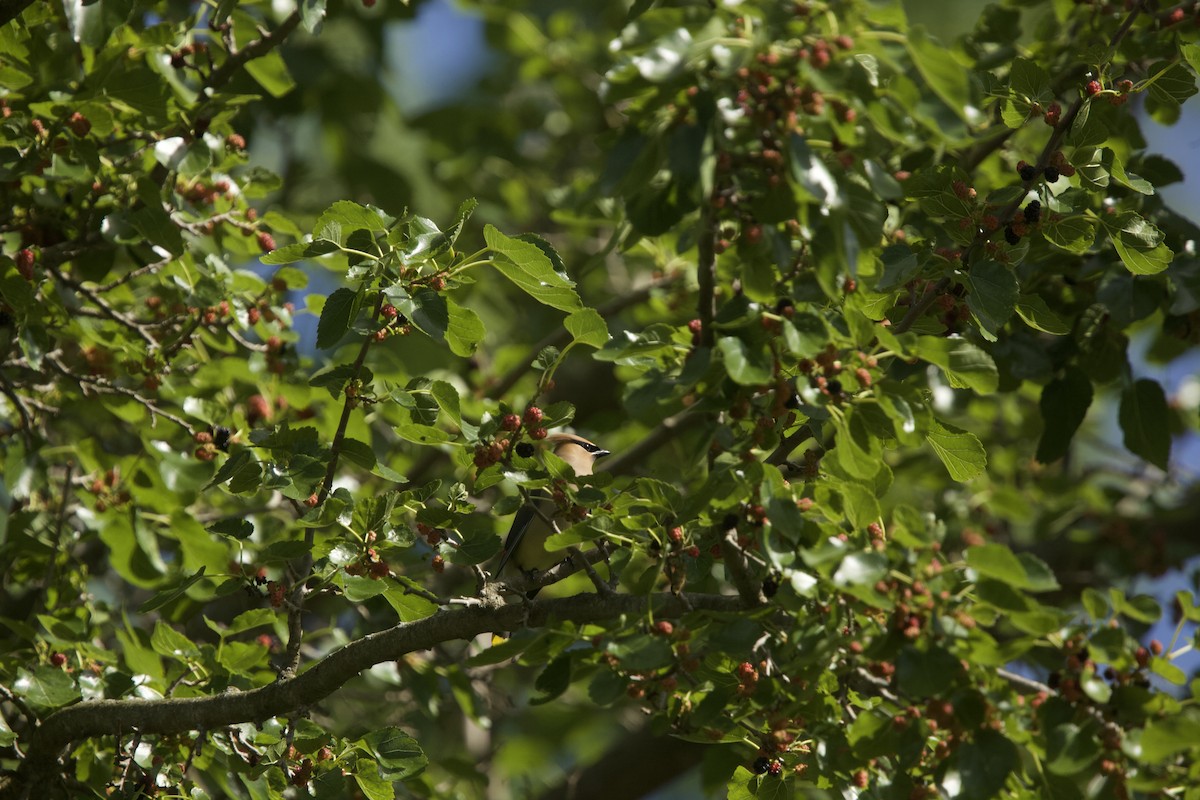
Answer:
595 449 612 459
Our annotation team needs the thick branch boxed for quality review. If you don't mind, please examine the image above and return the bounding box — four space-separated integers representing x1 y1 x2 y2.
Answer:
10 590 750 794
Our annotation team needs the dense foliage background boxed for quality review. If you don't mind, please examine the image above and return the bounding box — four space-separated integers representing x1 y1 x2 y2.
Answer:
2 0 1200 798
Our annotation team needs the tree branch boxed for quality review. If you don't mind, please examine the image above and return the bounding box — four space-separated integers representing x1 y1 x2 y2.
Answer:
204 11 303 93
9 590 751 795
44 356 195 435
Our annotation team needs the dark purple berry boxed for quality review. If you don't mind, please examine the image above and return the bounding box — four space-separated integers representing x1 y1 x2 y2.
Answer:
1004 226 1021 245
1044 166 1060 183
1023 200 1041 224
1018 164 1038 182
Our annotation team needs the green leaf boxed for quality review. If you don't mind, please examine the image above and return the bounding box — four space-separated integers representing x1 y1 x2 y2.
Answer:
138 568 207 612
1118 379 1170 469
531 654 572 705
1145 60 1198 108
150 620 199 661
1015 295 1070 335
925 419 986 481
1106 151 1153 195
205 450 258 490
947 729 1018 800
1113 237 1173 276
906 27 971 122
1106 212 1173 275
104 64 170 122
832 552 887 589
1139 708 1200 764
339 438 376 470
1007 57 1051 104
1041 215 1097 254
964 260 1017 341
1045 723 1100 775
832 408 883 480
244 50 295 98
564 308 610 348
316 288 361 349
360 728 427 779
207 518 253 539
782 313 828 359
352 758 395 800
342 575 388 602
224 609 278 635
314 200 390 244
789 134 838 206
446 299 485 357
915 336 998 394
446 514 501 566
905 165 974 222
12 667 80 710
408 289 449 342
129 206 184 257
717 336 773 385
484 225 582 312
393 423 455 446
218 640 268 675
259 239 340 265
609 636 674 672
1036 368 1092 463
966 543 1058 591
382 582 438 622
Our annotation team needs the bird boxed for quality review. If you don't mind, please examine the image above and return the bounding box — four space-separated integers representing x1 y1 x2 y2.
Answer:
495 433 610 596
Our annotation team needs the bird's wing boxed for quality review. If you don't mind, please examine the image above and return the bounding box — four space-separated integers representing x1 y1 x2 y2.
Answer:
495 501 538 575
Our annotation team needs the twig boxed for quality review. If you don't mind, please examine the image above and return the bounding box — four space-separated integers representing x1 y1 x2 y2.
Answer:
567 546 614 597
282 294 384 675
226 326 270 353
92 256 173 294
996 667 1052 695
204 10 303 92
502 546 611 597
719 529 767 606
44 264 160 350
44 356 195 435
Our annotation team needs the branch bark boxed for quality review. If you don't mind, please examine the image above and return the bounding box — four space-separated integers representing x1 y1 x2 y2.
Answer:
7 590 751 798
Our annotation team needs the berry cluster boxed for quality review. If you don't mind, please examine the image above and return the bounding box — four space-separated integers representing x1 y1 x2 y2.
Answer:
86 468 131 512
472 406 549 469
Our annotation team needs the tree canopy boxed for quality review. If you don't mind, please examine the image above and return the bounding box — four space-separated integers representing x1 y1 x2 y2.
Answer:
2 0 1200 798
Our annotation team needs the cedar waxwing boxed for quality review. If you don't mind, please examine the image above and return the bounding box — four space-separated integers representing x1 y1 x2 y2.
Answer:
495 433 610 594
